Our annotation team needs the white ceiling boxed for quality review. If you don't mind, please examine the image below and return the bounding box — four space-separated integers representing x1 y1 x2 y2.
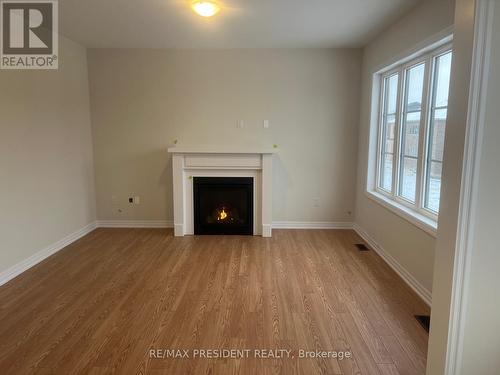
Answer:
59 0 419 49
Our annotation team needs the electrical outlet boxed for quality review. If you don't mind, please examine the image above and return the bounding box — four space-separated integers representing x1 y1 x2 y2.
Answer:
134 196 140 204
263 119 270 129
237 120 244 129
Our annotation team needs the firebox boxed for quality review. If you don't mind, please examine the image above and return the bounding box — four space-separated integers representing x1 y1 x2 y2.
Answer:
193 177 253 235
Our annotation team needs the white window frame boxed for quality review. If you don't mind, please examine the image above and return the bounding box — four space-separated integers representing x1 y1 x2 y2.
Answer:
367 36 453 237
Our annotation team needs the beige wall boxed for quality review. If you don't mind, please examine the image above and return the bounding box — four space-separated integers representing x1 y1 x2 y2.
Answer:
87 49 362 223
0 36 96 274
354 0 456 295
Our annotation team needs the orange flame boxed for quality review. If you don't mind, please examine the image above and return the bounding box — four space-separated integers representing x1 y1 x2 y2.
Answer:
217 207 228 221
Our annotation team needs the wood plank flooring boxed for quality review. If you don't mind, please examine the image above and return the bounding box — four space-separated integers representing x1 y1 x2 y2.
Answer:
0 229 430 374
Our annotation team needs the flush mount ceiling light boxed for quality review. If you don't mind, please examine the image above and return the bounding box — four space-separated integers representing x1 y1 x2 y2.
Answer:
191 1 220 17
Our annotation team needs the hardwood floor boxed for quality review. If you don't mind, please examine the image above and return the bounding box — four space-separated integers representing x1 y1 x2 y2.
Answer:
0 229 430 374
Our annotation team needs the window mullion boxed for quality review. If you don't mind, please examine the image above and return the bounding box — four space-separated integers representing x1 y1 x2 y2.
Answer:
392 68 404 199
416 55 432 210
376 77 386 190
425 54 441 210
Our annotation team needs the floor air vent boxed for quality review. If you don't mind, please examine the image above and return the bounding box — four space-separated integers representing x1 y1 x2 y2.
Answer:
355 243 369 251
415 315 430 332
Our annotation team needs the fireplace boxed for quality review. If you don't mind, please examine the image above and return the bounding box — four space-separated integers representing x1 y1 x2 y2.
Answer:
193 177 253 235
169 148 274 237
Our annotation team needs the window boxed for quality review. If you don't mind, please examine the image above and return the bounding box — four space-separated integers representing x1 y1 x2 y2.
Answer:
373 44 452 223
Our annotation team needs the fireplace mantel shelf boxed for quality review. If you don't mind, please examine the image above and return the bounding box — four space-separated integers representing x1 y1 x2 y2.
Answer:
168 147 277 154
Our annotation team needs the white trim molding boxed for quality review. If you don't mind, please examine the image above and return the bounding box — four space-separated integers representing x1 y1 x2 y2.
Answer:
0 221 98 287
96 220 352 230
272 221 353 229
445 1 495 374
97 220 173 228
97 220 353 229
353 223 432 306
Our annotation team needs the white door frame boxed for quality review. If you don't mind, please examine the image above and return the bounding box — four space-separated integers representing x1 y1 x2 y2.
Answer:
444 1 495 374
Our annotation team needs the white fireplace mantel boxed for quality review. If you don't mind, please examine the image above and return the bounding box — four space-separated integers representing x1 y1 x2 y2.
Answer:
168 147 275 237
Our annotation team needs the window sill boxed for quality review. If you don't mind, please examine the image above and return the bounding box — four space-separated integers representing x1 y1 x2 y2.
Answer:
365 190 438 237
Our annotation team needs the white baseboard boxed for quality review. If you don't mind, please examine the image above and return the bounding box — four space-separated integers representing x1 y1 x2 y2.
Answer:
97 220 173 228
352 223 432 306
96 220 352 230
0 221 98 287
272 221 353 229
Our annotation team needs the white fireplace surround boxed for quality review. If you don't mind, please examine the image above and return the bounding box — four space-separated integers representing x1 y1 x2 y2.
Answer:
168 147 275 237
